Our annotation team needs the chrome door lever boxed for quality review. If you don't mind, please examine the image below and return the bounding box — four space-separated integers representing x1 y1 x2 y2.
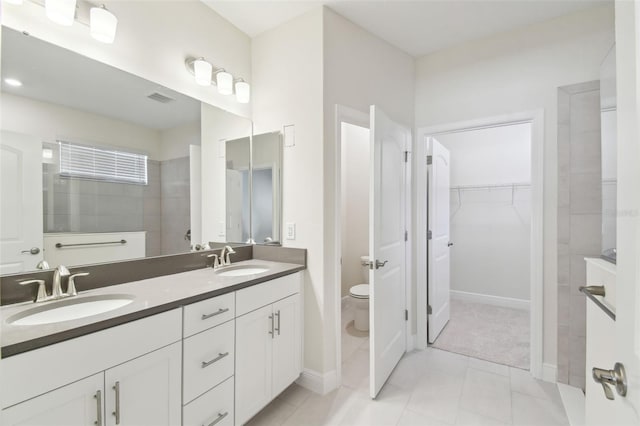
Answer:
375 260 388 269
592 363 627 400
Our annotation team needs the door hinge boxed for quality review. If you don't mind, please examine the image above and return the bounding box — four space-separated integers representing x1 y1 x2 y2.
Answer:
427 305 433 315
405 309 408 321
404 151 409 163
404 230 408 241
427 230 432 240
426 155 432 165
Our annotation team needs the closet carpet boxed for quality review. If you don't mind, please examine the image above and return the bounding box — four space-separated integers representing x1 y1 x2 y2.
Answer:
431 298 530 370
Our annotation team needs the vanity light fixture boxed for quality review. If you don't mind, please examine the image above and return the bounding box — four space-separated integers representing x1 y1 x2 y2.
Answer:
194 58 213 86
45 0 77 26
90 4 118 44
184 56 250 103
235 79 250 104
216 70 233 95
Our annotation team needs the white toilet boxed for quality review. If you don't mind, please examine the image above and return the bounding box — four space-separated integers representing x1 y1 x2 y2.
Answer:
349 256 370 332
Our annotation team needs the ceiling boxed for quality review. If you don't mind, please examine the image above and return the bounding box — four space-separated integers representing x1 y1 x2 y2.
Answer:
203 0 610 57
1 27 201 131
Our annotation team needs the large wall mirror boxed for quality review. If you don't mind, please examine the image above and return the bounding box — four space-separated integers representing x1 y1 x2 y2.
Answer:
0 26 280 275
600 43 617 263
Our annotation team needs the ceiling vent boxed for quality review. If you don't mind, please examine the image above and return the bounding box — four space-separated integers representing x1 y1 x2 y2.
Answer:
147 92 175 104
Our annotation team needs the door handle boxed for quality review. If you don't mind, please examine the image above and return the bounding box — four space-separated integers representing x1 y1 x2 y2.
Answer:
21 247 40 255
112 381 121 424
592 362 627 400
447 242 454 247
375 260 388 269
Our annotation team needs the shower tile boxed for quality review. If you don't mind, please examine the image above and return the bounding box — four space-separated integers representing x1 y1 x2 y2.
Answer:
558 285 570 327
558 174 570 207
569 130 601 175
558 210 570 245
569 215 601 254
569 295 586 338
569 255 589 296
570 173 601 215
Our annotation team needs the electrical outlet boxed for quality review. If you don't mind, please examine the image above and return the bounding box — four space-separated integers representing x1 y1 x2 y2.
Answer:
286 222 296 240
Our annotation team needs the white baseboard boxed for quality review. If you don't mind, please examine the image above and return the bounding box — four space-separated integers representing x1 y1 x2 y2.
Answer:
296 368 338 395
542 363 558 383
557 383 585 426
450 290 530 311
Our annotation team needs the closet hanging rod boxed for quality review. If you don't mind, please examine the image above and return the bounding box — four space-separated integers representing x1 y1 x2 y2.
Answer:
450 182 531 191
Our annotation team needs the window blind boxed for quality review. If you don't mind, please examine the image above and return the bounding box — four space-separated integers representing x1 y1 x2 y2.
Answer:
59 141 148 185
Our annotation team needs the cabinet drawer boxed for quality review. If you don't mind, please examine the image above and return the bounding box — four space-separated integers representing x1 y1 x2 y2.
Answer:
183 292 235 337
236 272 301 316
183 320 234 404
183 376 234 426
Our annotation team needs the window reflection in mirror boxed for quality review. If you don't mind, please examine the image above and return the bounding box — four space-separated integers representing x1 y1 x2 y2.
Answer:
225 137 251 243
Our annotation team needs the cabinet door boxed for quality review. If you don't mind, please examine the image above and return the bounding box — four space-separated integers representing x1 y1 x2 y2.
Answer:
1 373 103 426
272 294 302 397
105 342 181 426
235 304 273 425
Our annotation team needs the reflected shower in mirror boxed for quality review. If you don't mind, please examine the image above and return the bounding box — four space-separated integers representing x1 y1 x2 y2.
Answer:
600 43 617 263
0 26 252 273
252 132 282 244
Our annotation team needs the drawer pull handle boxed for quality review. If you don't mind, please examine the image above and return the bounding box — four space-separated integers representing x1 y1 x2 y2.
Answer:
112 381 121 425
204 411 228 426
201 352 229 368
94 390 102 426
275 310 281 335
202 308 229 320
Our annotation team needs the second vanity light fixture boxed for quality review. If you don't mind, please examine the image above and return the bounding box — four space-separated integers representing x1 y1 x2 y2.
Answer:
185 56 250 104
6 0 118 43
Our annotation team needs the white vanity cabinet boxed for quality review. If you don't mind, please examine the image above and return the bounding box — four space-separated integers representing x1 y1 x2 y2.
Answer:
1 373 104 426
235 273 302 425
0 309 182 426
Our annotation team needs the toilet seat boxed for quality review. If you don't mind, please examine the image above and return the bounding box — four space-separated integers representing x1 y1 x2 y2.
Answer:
349 284 369 299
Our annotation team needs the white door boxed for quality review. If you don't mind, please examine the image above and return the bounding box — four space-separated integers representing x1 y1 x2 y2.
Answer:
427 138 451 343
0 373 103 426
0 131 44 274
369 106 408 399
272 294 302 397
235 304 273 425
105 342 181 426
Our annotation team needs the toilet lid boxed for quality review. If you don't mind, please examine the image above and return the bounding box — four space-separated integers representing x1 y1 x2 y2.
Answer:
350 284 369 299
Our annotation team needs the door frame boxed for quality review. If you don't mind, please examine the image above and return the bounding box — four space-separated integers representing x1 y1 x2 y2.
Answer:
333 104 412 386
416 109 545 379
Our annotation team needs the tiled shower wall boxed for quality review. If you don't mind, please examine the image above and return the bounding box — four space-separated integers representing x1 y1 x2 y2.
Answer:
43 157 190 257
557 81 602 389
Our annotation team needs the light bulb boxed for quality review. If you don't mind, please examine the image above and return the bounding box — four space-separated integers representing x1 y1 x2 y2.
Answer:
235 81 250 103
216 71 233 95
45 0 77 26
194 59 212 86
90 5 118 44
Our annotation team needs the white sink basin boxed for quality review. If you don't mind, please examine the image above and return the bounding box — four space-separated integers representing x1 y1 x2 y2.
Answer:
7 294 135 326
215 264 270 277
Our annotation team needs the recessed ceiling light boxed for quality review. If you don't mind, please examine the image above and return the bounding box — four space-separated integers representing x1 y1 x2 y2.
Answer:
4 78 23 87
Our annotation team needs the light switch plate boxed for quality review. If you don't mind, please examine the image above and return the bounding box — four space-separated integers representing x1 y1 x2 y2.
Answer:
286 222 296 240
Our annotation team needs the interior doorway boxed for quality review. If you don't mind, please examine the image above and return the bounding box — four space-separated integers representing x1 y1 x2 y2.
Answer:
417 111 545 378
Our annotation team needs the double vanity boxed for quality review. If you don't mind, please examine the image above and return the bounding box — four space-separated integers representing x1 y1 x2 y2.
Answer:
0 252 305 426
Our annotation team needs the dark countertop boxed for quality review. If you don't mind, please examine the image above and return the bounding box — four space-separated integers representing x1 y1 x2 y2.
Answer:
1 260 305 358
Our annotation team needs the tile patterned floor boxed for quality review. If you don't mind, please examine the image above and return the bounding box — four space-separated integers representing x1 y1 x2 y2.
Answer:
245 304 568 426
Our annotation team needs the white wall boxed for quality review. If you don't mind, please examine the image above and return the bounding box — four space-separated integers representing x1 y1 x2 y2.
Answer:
437 124 531 186
2 93 161 158
415 4 614 374
159 121 201 162
252 8 325 374
340 123 370 297
2 0 251 118
436 124 531 303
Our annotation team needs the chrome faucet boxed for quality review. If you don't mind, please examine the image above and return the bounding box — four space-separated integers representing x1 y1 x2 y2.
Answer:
52 265 70 299
220 246 236 266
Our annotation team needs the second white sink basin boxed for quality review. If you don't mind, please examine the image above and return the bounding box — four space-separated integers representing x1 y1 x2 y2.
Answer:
7 294 135 326
215 264 270 277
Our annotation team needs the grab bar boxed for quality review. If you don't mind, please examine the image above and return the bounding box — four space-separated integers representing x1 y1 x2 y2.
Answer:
55 240 127 248
580 285 615 321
